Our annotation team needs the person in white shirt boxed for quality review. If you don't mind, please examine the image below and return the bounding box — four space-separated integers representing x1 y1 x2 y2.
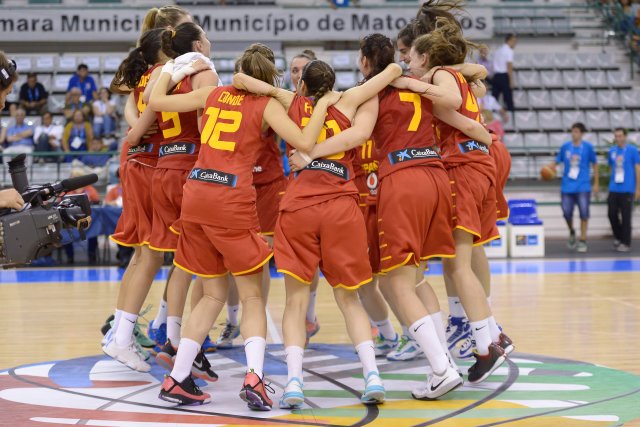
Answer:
491 34 517 115
92 87 117 138
34 111 63 162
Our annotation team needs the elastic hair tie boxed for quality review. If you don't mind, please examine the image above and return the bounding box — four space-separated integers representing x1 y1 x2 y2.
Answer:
171 30 176 39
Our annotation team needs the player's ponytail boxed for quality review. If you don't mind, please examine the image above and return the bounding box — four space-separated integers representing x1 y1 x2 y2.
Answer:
359 33 395 80
239 43 281 85
413 17 477 68
112 28 163 89
161 22 203 59
141 5 191 42
414 0 464 36
300 60 335 105
141 8 159 34
0 51 18 91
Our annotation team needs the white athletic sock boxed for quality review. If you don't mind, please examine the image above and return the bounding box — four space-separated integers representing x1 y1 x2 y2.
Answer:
429 312 447 348
470 319 492 356
373 319 396 340
487 316 501 343
306 292 318 323
486 296 492 308
227 304 240 326
170 338 199 383
285 345 304 382
448 297 466 318
112 309 123 334
355 340 378 377
409 316 449 375
167 316 182 346
153 299 168 326
244 336 266 378
114 311 137 348
401 324 410 337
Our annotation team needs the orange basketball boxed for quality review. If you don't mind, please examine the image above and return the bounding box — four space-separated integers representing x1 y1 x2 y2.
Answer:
540 165 556 181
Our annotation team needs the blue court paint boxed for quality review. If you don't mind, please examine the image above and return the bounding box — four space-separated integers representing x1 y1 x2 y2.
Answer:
1 259 638 285
49 355 106 388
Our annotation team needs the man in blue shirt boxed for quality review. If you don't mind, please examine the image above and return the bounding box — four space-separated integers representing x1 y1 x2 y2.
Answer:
554 122 599 253
65 64 97 103
607 128 640 252
1 107 35 165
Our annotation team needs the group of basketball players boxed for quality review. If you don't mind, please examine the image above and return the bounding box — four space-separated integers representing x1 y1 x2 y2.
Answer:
0 0 519 412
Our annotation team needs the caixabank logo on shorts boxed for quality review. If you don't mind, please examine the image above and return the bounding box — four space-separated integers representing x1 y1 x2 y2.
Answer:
189 168 237 187
388 146 440 165
159 143 196 157
127 143 154 155
458 140 490 155
302 159 349 179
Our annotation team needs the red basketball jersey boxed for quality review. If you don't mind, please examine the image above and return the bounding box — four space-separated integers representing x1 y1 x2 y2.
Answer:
371 85 443 179
280 95 358 212
156 75 201 171
180 86 271 228
253 130 285 186
128 64 162 165
432 67 495 178
489 137 511 190
355 139 380 200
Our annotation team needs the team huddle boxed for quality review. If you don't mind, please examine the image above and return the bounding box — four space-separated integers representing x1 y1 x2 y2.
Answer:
100 0 515 412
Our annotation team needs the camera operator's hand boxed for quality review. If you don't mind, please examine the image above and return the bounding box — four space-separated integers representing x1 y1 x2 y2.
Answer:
0 189 24 210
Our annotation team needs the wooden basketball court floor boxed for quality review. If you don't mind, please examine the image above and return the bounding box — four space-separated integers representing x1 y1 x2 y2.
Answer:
1 257 639 426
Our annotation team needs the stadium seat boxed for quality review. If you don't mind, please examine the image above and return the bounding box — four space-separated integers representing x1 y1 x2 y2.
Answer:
585 70 609 88
25 116 41 127
550 89 575 109
331 52 354 70
585 110 611 130
541 70 564 89
14 57 33 73
502 132 525 148
57 55 79 72
597 132 614 145
607 71 631 88
596 89 621 108
632 111 640 129
513 54 530 70
575 53 600 69
597 52 617 70
514 111 539 131
583 132 597 145
553 53 577 70
53 74 73 92
548 132 568 148
48 94 65 113
524 132 549 148
102 55 125 72
38 74 53 92
620 89 640 108
537 111 563 131
531 53 555 69
216 59 236 72
561 110 586 130
335 71 357 89
508 199 543 225
562 70 586 88
81 56 101 71
217 73 233 86
34 55 56 72
101 74 115 89
627 132 640 144
608 110 633 129
534 18 556 36
516 71 540 89
574 90 598 109
527 90 551 109
275 57 286 70
512 90 529 109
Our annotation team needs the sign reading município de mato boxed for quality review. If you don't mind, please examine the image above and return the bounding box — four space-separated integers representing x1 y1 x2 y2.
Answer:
0 7 493 42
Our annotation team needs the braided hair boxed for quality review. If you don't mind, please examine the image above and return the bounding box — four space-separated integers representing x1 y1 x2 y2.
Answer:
300 60 335 105
359 33 395 80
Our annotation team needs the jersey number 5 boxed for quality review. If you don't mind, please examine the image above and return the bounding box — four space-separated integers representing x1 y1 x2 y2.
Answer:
201 107 242 151
399 92 421 132
160 112 182 139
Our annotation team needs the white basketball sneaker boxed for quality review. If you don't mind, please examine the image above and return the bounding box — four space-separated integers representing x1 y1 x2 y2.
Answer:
103 339 151 372
411 366 463 400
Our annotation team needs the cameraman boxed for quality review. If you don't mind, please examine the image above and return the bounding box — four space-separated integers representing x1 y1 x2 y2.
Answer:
0 188 24 210
1 51 18 110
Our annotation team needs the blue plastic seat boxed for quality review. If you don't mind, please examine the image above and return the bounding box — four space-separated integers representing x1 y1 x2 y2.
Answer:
508 199 543 225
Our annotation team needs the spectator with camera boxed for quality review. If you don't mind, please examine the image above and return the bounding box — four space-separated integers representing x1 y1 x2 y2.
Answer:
64 87 91 122
19 72 48 116
34 111 63 163
92 88 117 138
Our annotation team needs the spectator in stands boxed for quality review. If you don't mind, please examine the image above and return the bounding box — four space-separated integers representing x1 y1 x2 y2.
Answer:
0 107 34 160
492 34 516 119
478 82 509 124
92 88 117 138
553 122 599 253
66 64 98 104
104 168 132 268
34 111 63 163
327 0 359 8
607 127 640 252
82 136 111 167
63 169 100 265
64 87 91 122
476 45 493 83
62 110 93 161
19 73 48 116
